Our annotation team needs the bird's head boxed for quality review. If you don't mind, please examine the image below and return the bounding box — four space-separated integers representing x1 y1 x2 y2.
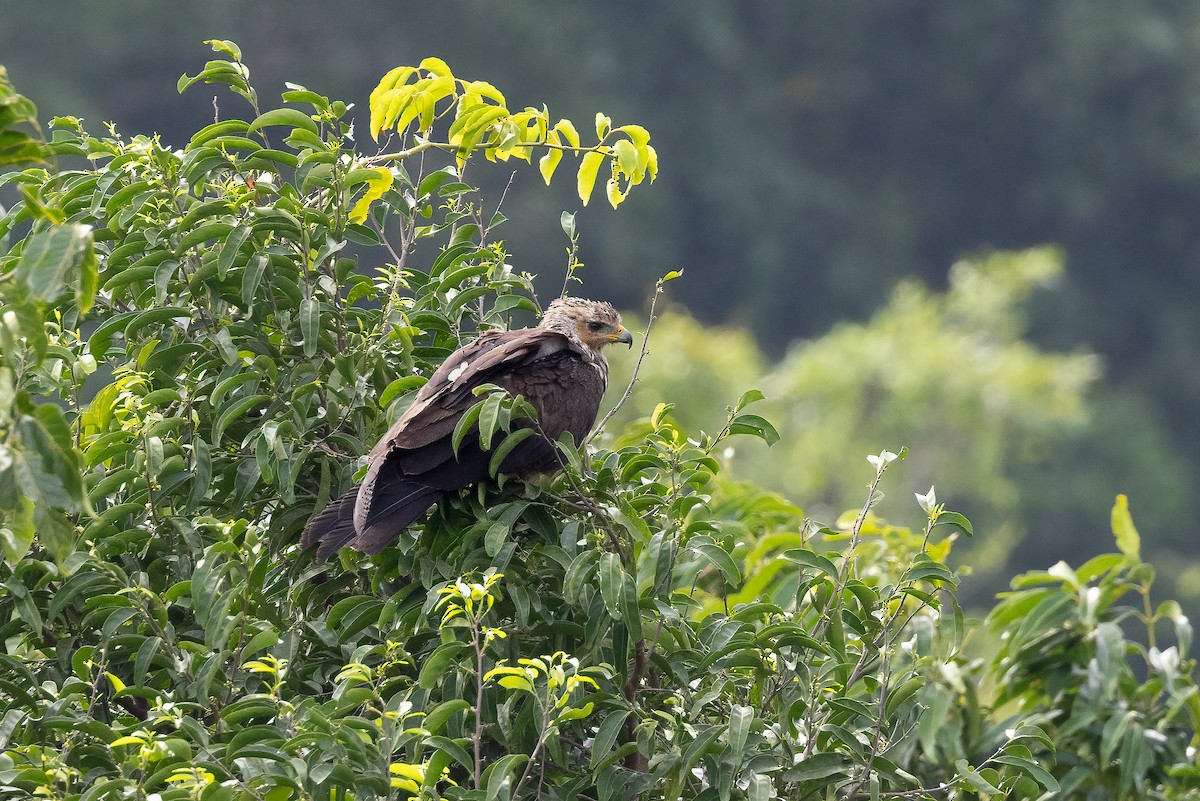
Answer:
541 297 634 351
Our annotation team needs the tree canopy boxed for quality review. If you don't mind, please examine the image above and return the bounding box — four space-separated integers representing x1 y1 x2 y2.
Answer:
0 41 1198 801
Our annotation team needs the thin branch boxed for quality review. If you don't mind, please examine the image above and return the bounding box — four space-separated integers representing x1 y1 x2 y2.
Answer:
473 617 485 790
585 281 665 446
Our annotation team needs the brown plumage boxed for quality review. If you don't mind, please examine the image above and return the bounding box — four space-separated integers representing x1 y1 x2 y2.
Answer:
302 297 633 560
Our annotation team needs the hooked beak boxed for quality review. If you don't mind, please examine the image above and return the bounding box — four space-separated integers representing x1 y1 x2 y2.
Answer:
611 326 634 348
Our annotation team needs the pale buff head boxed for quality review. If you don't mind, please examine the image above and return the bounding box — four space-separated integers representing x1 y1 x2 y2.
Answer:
540 297 633 351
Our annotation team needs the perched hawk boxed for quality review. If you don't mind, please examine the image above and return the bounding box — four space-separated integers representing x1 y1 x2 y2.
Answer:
302 297 633 560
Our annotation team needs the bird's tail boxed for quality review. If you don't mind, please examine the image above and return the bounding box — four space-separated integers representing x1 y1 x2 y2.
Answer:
301 481 445 561
301 489 359 562
354 480 443 555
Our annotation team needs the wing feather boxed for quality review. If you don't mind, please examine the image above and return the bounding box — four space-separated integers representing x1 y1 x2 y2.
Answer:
307 317 611 560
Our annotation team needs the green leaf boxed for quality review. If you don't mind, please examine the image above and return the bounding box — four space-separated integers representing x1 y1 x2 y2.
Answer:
482 753 528 801
299 296 319 358
589 709 630 769
681 725 723 774
246 107 319 136
954 760 1002 795
0 495 36 567
735 389 766 411
218 223 251 279
419 642 469 689
992 754 1059 793
600 552 624 620
425 736 474 772
488 428 538 478
782 753 853 783
241 253 268 310
17 223 93 303
935 510 973 537
781 548 839 580
451 401 485 458
1111 493 1141 561
76 244 99 314
380 375 427 409
728 704 752 766
694 541 742 587
213 394 271 445
560 210 577 240
885 675 924 718
477 391 507 450
423 699 471 734
728 413 780 446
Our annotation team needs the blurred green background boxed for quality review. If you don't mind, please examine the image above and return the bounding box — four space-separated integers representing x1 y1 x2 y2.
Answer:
5 1 1200 607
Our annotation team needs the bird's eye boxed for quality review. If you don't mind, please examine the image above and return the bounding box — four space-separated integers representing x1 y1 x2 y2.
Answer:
586 321 605 332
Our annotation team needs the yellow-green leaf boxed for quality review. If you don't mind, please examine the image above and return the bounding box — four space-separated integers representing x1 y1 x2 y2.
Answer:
606 176 623 209
419 57 454 78
613 139 638 176
465 80 505 104
577 150 605 206
555 119 580 148
1111 494 1141 561
617 123 651 147
539 148 562 185
349 167 394 224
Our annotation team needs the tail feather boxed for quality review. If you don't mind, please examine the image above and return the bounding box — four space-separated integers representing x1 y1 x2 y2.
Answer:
355 480 443 554
301 490 359 562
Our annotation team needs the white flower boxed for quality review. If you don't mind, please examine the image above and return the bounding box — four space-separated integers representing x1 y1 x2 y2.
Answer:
1149 646 1180 678
866 450 898 470
915 485 937 514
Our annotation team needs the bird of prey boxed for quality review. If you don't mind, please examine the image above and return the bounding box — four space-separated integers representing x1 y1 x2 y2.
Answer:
302 297 633 560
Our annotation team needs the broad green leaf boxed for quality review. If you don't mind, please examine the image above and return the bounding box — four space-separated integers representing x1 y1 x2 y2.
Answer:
242 253 268 310
935 510 973 537
247 107 319 136
380 375 427 409
423 699 471 734
589 710 630 769
488 428 537 477
17 223 93 303
213 394 271 445
694 541 742 587
600 551 624 620
419 642 469 689
76 244 98 313
954 760 1002 795
218 223 251 279
728 704 752 766
1 495 35 567
482 753 528 801
728 413 780 446
299 296 319 357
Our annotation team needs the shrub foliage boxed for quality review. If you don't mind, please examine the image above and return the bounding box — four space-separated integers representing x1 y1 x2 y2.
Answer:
0 42 1197 801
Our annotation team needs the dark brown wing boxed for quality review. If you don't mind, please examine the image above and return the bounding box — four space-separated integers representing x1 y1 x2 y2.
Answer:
349 327 606 554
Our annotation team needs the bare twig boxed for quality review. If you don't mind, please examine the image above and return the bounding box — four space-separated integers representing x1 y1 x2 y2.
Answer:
473 617 485 789
585 279 667 446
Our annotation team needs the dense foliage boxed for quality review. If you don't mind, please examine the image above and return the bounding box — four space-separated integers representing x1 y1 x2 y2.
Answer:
1 44 1198 800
